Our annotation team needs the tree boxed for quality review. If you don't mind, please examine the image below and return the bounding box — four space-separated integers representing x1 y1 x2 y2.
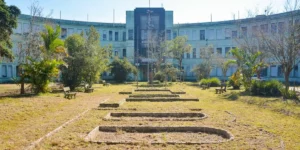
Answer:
24 24 66 93
260 0 300 97
110 58 137 83
61 34 85 90
81 26 111 85
62 26 111 89
193 45 215 80
230 48 263 91
166 36 192 81
16 1 44 94
0 0 21 61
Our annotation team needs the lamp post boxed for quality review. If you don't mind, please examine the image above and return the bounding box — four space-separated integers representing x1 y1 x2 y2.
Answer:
135 63 140 89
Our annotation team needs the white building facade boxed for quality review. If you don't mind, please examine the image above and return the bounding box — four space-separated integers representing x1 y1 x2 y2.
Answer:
1 8 300 83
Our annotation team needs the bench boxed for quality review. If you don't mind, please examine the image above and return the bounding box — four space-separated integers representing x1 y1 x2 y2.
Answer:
215 84 227 94
84 84 94 93
63 87 76 99
103 80 110 86
201 83 210 90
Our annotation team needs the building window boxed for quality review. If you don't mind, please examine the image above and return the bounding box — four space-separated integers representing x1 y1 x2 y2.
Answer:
115 32 119 41
193 48 196 58
252 26 258 37
232 30 237 38
260 24 268 33
241 27 247 38
225 28 231 39
166 30 171 40
278 65 283 77
1 65 7 77
67 28 74 36
123 49 126 57
200 30 205 40
192 30 197 40
16 65 20 77
186 30 191 40
109 31 113 41
128 29 133 40
103 30 107 41
173 31 177 39
217 48 222 55
225 47 231 55
294 65 298 77
271 23 277 34
61 28 67 38
114 50 119 57
123 31 126 41
278 22 285 33
270 65 277 77
186 52 190 59
23 23 29 34
216 29 223 40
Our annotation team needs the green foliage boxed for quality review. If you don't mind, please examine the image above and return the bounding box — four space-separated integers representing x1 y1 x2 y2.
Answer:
24 59 62 93
228 70 242 89
62 27 111 89
110 58 137 83
228 92 240 101
166 36 192 80
230 48 263 91
0 0 21 61
154 71 166 82
193 62 212 80
40 24 67 59
161 63 179 82
251 80 283 97
24 25 66 94
200 77 221 87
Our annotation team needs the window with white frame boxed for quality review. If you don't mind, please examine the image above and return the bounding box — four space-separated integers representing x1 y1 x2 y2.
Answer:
186 30 191 40
232 30 237 38
115 32 119 41
271 23 277 34
123 31 126 41
241 27 247 38
103 30 107 41
61 28 67 38
128 29 133 40
1 65 7 77
225 28 231 39
200 30 205 40
193 48 196 58
109 31 113 41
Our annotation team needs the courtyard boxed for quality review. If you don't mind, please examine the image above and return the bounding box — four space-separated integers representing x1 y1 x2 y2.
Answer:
0 83 300 149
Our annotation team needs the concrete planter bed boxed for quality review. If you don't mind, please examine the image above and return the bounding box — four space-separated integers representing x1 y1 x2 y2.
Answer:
85 126 234 144
103 112 208 121
99 100 125 108
129 94 179 98
170 90 186 94
119 91 132 94
126 97 199 102
135 89 170 92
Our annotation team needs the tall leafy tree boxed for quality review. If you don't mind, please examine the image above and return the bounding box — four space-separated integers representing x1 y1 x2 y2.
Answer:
166 36 192 81
110 57 137 83
0 0 21 61
62 26 111 89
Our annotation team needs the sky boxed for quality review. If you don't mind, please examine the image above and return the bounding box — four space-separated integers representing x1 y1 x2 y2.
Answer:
5 0 287 23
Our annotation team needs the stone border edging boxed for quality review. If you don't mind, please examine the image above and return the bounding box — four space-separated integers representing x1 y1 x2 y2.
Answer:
126 98 199 102
85 125 234 144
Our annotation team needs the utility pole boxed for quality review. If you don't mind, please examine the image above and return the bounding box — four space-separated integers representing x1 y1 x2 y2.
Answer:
147 10 150 83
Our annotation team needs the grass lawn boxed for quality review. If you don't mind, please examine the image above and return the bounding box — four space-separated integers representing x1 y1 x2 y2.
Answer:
1 82 300 149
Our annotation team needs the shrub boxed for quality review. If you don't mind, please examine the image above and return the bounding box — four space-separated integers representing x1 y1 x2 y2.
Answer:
251 80 283 96
228 70 242 89
154 71 166 82
200 77 221 87
110 58 137 83
228 92 240 100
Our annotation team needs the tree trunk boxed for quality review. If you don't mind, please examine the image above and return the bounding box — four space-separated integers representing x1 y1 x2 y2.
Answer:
284 72 290 99
20 76 25 95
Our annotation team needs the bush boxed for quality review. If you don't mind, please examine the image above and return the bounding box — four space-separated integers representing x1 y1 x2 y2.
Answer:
200 77 221 87
251 80 283 96
228 70 242 89
228 92 240 100
110 58 137 83
154 71 166 82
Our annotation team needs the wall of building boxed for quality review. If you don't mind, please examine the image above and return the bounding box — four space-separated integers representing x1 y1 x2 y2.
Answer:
1 9 300 83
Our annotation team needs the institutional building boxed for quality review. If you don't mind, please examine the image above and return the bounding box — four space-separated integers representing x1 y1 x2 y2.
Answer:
1 7 300 83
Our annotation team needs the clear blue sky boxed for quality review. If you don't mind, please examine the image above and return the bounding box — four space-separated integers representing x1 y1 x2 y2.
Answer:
6 0 286 23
